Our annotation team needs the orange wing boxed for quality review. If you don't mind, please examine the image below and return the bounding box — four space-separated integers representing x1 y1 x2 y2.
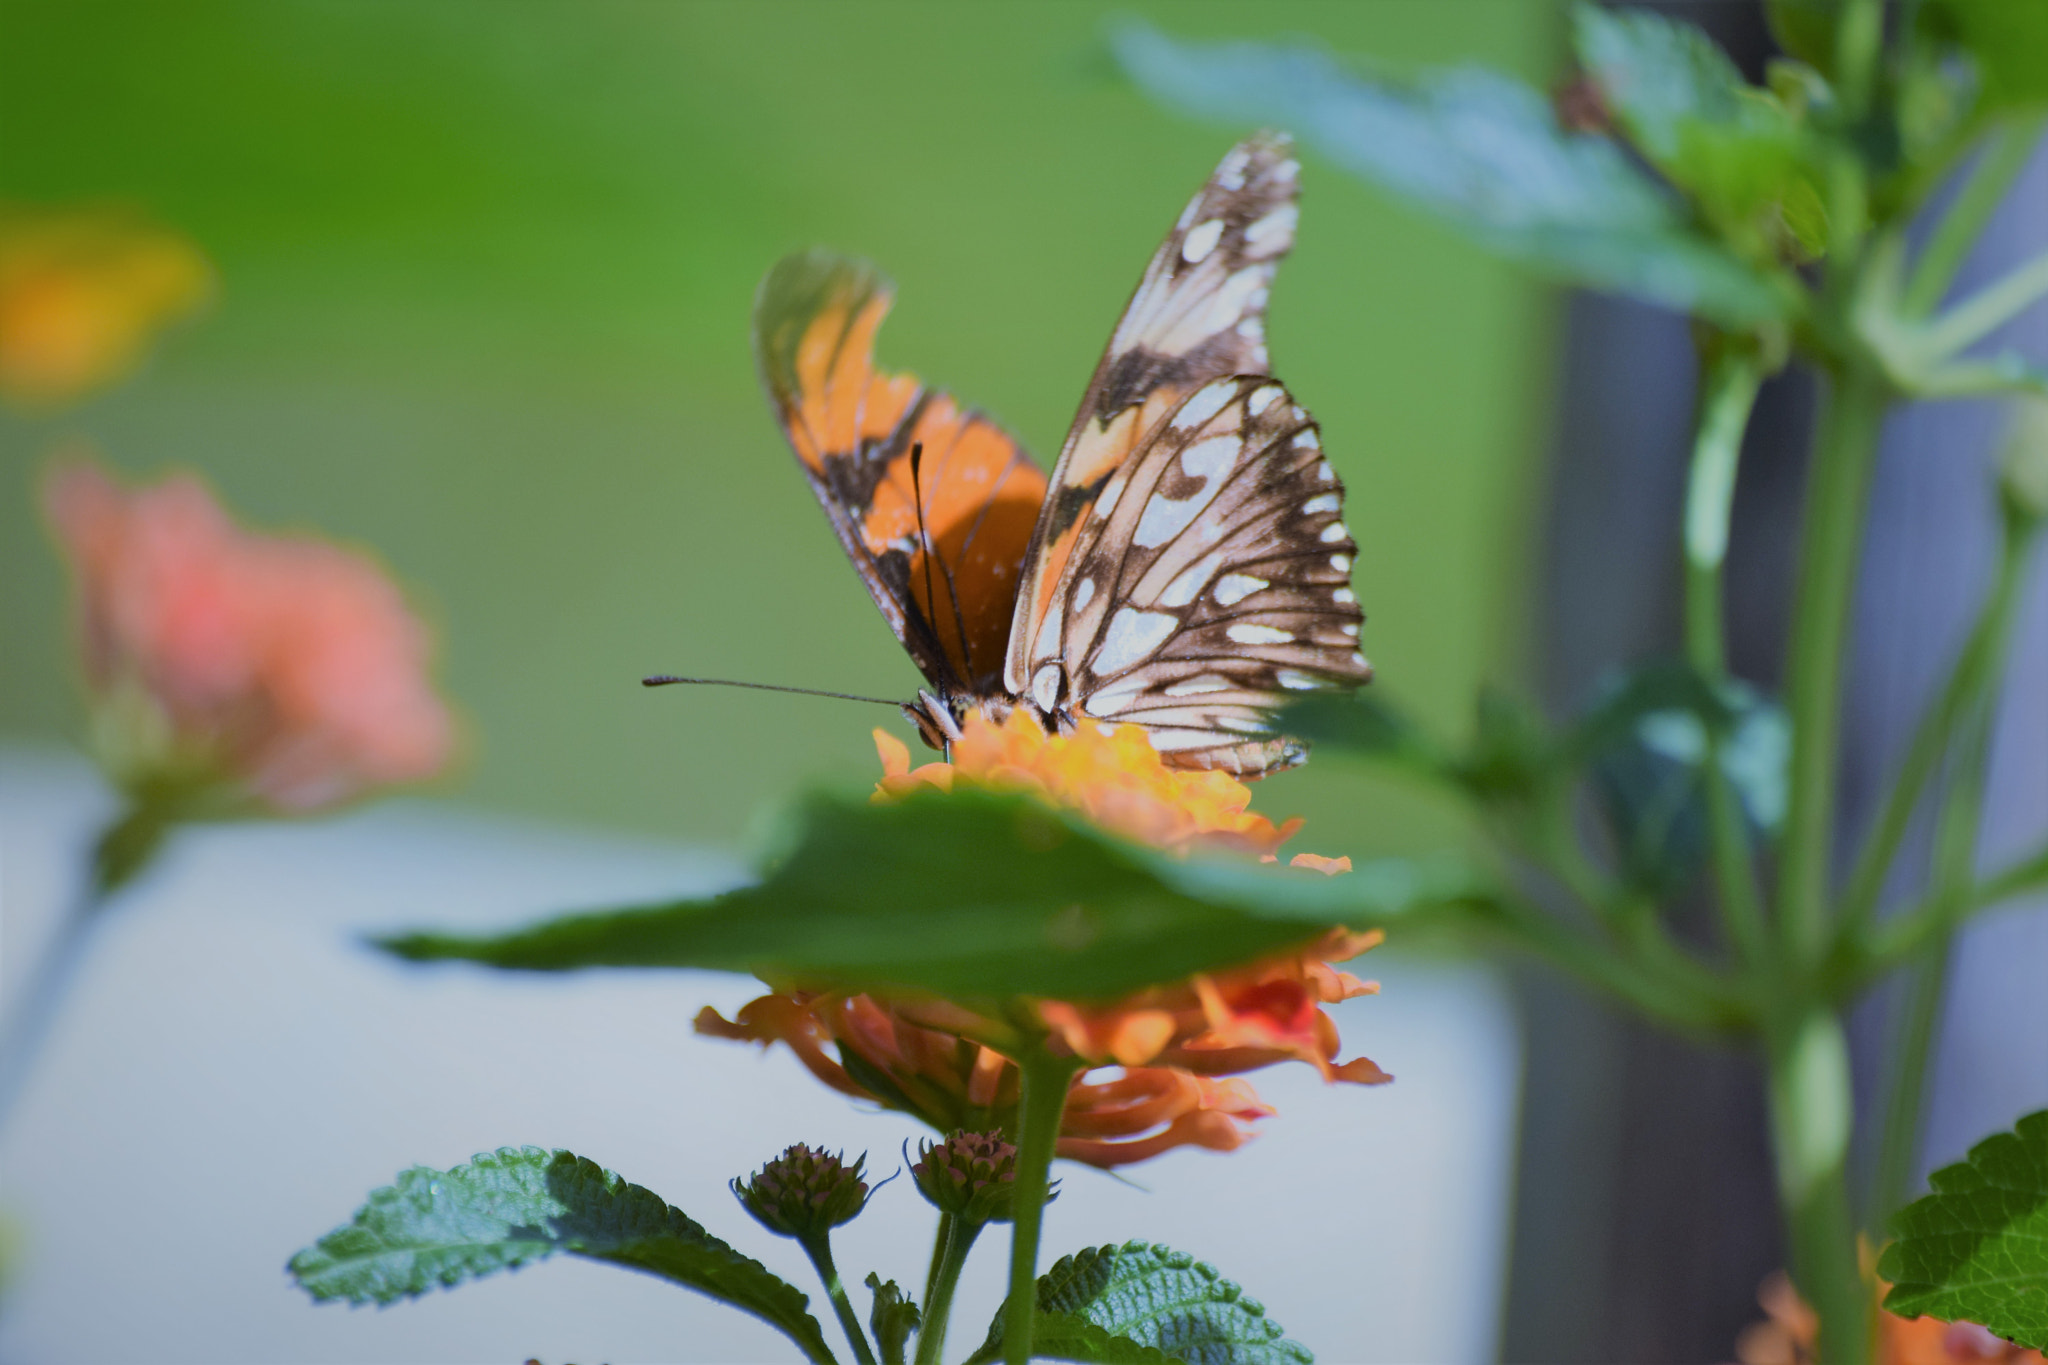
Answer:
1004 133 1301 698
754 251 1047 695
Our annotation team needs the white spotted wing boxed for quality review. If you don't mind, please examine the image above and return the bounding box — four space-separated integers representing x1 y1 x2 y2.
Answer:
1005 132 1304 701
1019 374 1372 775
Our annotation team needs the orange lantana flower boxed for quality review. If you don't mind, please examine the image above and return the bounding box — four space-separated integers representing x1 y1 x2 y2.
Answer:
0 207 211 410
697 711 1386 1168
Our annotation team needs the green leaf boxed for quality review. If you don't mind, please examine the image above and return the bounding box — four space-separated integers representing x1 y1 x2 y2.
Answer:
1573 5 1823 263
1110 19 1792 326
865 1273 921 1365
1880 1111 2048 1348
1764 0 1840 75
967 1241 1313 1365
289 1146 837 1364
1920 0 2048 113
379 787 1480 1003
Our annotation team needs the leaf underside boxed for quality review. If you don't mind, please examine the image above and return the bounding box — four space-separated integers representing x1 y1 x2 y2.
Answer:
1881 1111 2048 1349
379 786 1480 1004
969 1241 1314 1365
289 1146 836 1364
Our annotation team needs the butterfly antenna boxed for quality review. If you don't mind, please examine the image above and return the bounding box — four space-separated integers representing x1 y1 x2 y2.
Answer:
910 441 974 668
641 675 900 707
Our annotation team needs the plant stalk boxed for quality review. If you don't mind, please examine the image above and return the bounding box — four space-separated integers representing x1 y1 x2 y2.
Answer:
1869 694 1996 1227
1778 361 1888 965
913 1214 983 1365
1837 505 2035 944
1684 348 1771 963
1767 1008 1871 1365
801 1233 879 1365
0 802 166 1132
1921 249 2048 360
1904 118 2048 316
1003 1047 1079 1365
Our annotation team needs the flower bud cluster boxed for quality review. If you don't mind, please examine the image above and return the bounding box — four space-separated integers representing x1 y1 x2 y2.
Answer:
732 1144 872 1241
911 1130 1037 1225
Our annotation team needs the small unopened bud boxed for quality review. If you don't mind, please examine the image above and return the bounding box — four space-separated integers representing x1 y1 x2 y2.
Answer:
2000 397 2048 525
732 1144 873 1240
911 1130 1048 1225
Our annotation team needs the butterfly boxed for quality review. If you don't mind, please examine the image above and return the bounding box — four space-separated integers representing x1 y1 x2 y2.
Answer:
752 132 1370 778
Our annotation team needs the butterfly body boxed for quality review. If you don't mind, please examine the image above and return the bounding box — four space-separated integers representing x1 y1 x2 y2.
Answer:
755 133 1370 778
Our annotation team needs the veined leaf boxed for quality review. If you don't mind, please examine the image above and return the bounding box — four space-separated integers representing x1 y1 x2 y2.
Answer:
1110 19 1791 326
1573 5 1822 262
1880 1111 2048 1348
967 1241 1312 1365
289 1146 837 1364
379 787 1483 1004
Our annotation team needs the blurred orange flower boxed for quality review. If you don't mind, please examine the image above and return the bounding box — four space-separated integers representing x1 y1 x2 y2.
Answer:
43 456 454 813
0 207 211 409
698 712 1386 1168
1736 1270 2048 1365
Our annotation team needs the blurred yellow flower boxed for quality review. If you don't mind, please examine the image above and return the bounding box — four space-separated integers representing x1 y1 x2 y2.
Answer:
0 206 211 410
1736 1270 2048 1365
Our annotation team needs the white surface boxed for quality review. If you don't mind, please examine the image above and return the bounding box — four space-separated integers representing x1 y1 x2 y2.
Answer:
0 748 1520 1364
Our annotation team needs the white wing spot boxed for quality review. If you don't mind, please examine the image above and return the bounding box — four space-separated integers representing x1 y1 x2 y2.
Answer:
1216 713 1272 734
1145 728 1215 753
1342 623 1359 636
1180 435 1239 483
1213 573 1268 606
1161 550 1225 607
1135 491 1206 549
1166 675 1233 696
1181 218 1225 265
1351 652 1371 669
1216 146 1250 190
1095 608 1178 676
1333 587 1356 604
1316 458 1333 479
1331 554 1353 574
1072 577 1096 612
1237 316 1265 342
1302 493 1340 515
1248 385 1285 416
1227 623 1294 645
1243 203 1298 259
1033 600 1064 662
1094 470 1128 519
1032 663 1062 713
1174 382 1236 432
1201 269 1265 334
1319 521 1351 543
1277 669 1322 691
1085 676 1147 717
1274 158 1301 183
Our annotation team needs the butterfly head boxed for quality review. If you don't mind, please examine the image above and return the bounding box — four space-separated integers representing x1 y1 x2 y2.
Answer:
903 687 1034 759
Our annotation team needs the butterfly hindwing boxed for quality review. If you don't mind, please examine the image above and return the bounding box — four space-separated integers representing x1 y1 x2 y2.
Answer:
1005 132 1303 697
1022 374 1370 775
755 250 1047 694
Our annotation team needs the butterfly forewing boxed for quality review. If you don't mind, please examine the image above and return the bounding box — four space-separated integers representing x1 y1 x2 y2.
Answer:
1023 373 1370 774
1004 133 1303 697
755 250 1047 694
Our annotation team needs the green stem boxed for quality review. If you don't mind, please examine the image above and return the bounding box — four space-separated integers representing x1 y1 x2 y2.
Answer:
914 1214 983 1365
1684 348 1771 964
1869 700 1994 1228
1766 1009 1871 1365
1836 507 2035 946
801 1234 878 1365
1904 118 2047 316
1004 1047 1080 1365
0 802 168 1132
1778 362 1888 965
1921 249 2048 359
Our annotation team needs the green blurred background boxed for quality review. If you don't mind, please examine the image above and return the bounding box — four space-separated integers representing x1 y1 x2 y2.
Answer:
0 0 1556 856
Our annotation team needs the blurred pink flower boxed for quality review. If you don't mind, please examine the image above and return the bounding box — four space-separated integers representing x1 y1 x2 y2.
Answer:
0 208 210 410
43 456 454 813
